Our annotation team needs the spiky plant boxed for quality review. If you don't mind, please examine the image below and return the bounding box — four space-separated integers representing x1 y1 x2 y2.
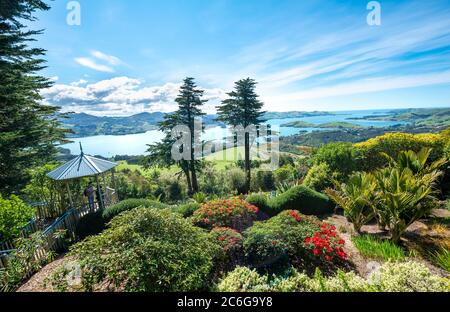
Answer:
325 172 376 234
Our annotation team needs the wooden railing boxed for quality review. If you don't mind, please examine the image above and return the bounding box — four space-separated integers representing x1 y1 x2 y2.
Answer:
0 202 102 273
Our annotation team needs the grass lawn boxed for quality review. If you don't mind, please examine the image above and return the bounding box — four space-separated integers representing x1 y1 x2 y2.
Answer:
352 235 407 261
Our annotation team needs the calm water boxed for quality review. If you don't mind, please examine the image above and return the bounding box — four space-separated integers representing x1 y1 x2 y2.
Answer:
64 109 407 157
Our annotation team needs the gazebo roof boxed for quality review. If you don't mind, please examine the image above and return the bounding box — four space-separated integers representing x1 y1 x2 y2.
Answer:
47 151 118 181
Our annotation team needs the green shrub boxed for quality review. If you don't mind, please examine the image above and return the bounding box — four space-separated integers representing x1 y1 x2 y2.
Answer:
0 195 35 241
214 266 271 292
355 132 446 172
75 210 106 239
311 142 360 179
243 211 347 273
192 198 259 232
269 185 333 216
428 247 450 272
246 193 271 216
303 163 333 192
102 198 169 221
325 172 376 233
216 261 450 292
369 261 449 292
173 202 201 218
60 208 221 292
352 235 406 261
226 168 246 194
254 170 275 192
210 227 244 270
274 165 297 186
0 233 54 292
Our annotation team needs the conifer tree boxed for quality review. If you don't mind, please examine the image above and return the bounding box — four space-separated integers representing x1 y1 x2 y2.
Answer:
0 0 69 195
216 78 264 193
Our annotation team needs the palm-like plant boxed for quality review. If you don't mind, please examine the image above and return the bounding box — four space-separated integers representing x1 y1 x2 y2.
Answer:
373 148 446 243
372 168 437 243
325 172 376 234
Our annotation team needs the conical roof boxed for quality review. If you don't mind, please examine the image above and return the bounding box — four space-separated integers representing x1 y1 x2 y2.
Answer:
47 152 118 181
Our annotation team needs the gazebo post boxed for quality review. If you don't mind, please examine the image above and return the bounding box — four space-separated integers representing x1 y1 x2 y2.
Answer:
95 175 104 211
65 181 74 209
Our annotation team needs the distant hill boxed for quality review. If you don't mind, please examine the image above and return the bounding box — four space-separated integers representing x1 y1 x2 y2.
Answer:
61 112 166 137
62 111 335 137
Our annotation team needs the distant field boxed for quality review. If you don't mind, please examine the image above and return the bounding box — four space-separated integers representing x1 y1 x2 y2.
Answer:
116 145 292 174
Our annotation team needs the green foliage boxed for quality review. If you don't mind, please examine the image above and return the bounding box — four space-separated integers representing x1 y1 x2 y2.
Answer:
0 0 69 196
303 163 333 192
173 202 201 218
325 172 376 233
0 195 35 241
226 168 247 194
246 193 271 216
372 149 444 243
193 192 208 204
61 208 221 292
75 210 106 239
352 235 406 261
369 261 449 292
311 142 360 179
102 198 169 221
216 78 265 193
0 233 55 292
269 185 333 216
254 170 275 192
428 247 450 272
191 198 259 231
273 165 297 186
216 261 450 292
210 227 244 270
355 132 446 172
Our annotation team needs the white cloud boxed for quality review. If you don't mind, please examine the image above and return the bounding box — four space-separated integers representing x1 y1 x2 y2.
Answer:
74 50 124 73
42 77 227 116
75 57 114 73
91 50 123 66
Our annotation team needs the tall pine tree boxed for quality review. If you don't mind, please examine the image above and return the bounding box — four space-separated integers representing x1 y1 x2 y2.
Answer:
144 77 206 195
217 78 265 193
0 0 69 196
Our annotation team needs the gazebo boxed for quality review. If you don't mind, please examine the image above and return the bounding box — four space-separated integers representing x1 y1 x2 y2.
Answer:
46 144 119 211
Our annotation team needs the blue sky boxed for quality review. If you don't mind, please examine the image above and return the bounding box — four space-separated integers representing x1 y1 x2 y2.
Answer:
35 0 450 116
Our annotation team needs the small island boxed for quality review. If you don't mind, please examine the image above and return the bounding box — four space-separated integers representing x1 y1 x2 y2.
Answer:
281 120 364 129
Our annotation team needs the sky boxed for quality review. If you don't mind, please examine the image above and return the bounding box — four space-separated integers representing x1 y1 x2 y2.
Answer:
31 0 450 116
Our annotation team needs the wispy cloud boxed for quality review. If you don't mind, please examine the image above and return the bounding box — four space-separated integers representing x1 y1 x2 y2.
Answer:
74 51 124 73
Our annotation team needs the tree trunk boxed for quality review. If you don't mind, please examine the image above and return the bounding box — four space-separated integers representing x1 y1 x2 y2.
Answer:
244 132 251 194
183 166 193 195
191 162 199 194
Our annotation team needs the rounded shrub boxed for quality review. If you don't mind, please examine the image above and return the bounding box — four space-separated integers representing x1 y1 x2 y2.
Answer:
63 208 222 292
303 163 333 192
75 210 105 239
191 198 259 232
210 227 244 270
215 266 271 292
0 195 35 241
173 202 201 218
246 193 271 217
269 185 333 216
102 198 169 221
243 210 347 274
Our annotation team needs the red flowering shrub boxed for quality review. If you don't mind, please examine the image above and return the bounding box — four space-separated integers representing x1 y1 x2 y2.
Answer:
243 210 347 273
192 198 259 231
210 227 244 270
